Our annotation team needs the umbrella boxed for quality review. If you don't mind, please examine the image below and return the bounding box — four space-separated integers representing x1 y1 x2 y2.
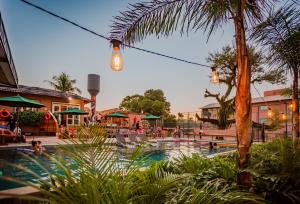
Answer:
106 112 128 128
142 114 160 131
58 108 88 136
59 108 88 115
107 112 128 118
0 95 45 141
0 95 44 108
142 114 160 120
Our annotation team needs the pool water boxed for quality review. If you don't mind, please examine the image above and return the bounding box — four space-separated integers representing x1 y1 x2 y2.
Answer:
0 141 234 191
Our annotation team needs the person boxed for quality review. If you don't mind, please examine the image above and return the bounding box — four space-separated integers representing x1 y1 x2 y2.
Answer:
31 140 45 155
13 124 26 143
96 114 101 124
135 121 140 130
8 116 16 132
209 142 217 154
32 141 40 155
84 117 90 127
177 125 183 138
37 141 46 152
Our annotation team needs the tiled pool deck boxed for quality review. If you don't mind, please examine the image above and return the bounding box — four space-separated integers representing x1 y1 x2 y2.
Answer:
0 136 238 149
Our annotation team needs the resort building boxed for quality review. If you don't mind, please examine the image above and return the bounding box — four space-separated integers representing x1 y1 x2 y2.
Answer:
0 85 90 135
200 89 292 137
0 13 18 87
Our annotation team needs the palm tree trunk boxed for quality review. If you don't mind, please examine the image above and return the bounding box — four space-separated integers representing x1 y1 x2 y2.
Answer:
234 0 252 186
292 68 299 149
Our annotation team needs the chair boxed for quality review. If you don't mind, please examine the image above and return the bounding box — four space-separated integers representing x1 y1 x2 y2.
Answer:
138 134 159 147
138 134 148 143
0 127 16 144
115 134 127 147
128 134 140 145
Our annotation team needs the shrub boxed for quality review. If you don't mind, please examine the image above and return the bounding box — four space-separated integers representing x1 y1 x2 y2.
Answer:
0 126 264 204
17 110 44 126
250 138 300 204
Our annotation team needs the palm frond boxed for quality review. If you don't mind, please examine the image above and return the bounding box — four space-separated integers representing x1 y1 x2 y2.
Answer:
111 0 277 45
45 72 82 94
250 5 300 71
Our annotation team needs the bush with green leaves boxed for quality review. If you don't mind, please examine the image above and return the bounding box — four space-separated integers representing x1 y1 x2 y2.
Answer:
250 138 300 204
16 110 44 126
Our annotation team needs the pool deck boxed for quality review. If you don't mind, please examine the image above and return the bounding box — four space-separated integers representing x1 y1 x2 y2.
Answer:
0 186 39 199
0 136 238 149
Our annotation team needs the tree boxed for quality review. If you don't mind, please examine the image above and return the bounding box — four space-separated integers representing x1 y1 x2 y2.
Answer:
251 5 300 149
119 94 144 113
119 89 171 117
44 72 81 94
177 112 184 120
201 46 286 129
111 0 278 185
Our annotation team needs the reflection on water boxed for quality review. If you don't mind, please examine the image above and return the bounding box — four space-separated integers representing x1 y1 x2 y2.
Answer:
0 141 233 190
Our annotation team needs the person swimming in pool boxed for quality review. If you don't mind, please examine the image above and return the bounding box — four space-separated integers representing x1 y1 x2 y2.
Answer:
31 141 45 155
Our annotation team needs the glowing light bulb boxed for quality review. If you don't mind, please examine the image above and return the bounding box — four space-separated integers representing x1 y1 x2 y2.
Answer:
281 113 287 120
267 109 273 118
211 67 219 84
110 40 124 71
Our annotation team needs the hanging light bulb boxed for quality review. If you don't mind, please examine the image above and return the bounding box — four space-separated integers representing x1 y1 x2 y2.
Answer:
267 108 274 118
211 67 219 84
110 39 124 71
281 112 287 120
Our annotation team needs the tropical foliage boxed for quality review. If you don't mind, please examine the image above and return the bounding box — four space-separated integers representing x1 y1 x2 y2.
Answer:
110 0 276 44
2 126 300 203
110 0 283 183
250 138 300 204
119 89 171 117
45 72 81 94
251 4 300 148
1 126 267 204
16 110 44 126
200 45 286 129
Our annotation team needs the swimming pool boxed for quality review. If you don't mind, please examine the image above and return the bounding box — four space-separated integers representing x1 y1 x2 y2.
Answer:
0 141 234 191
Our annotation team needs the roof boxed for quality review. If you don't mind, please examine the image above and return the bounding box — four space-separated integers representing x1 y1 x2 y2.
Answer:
0 13 18 86
0 85 90 102
200 95 291 110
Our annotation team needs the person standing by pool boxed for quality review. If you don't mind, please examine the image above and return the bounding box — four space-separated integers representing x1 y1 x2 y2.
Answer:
136 121 140 130
176 125 183 138
8 115 16 132
13 123 26 143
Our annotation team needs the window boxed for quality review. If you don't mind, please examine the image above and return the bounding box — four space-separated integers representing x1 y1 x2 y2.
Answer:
260 118 268 124
260 105 268 111
53 105 60 112
52 103 81 126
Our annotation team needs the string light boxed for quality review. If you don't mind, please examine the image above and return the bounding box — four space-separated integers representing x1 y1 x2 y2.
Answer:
281 112 287 120
20 0 211 69
110 39 124 71
267 108 274 118
211 67 219 84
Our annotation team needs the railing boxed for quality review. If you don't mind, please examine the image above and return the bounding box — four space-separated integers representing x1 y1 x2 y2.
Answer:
0 13 18 84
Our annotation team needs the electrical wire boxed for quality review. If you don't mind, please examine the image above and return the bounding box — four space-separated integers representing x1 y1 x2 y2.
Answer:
253 84 268 104
20 0 211 68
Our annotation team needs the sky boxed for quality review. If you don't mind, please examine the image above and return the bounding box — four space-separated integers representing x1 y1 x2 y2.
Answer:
0 0 289 114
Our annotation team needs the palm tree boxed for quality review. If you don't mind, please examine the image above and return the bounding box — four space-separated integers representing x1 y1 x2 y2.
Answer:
45 72 82 94
251 5 300 149
111 0 276 185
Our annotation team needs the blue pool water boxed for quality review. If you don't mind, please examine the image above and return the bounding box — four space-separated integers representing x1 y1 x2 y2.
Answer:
0 141 233 191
